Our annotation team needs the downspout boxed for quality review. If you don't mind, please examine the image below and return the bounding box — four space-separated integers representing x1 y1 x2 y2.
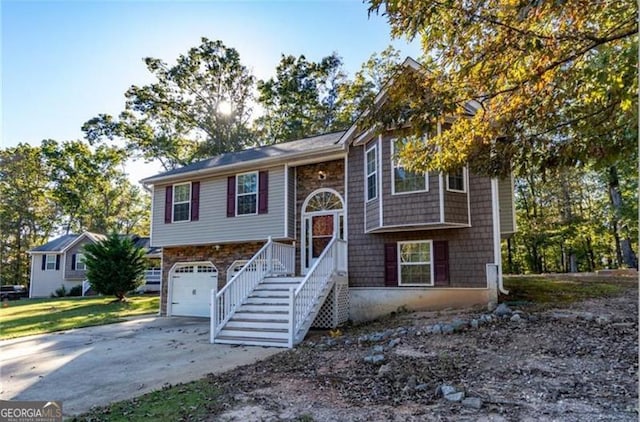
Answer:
491 178 509 295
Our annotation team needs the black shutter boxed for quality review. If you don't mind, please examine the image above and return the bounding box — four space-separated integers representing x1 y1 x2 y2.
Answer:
41 255 46 270
191 182 200 221
227 176 236 217
55 255 61 270
164 186 173 224
384 243 398 286
71 254 77 270
258 171 268 214
433 241 450 286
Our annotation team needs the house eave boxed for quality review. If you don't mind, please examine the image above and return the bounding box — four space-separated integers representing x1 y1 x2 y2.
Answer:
140 144 346 186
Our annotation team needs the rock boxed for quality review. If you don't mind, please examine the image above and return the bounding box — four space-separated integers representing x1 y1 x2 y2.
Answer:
528 315 539 322
406 375 417 389
444 392 465 402
442 324 455 334
494 303 512 316
437 384 457 397
451 319 468 332
364 354 385 364
471 319 479 329
510 314 522 323
373 345 384 353
369 333 385 342
377 363 392 377
388 338 401 348
596 315 611 325
552 312 577 320
431 324 443 334
579 312 595 321
480 314 493 323
462 397 483 409
415 384 429 391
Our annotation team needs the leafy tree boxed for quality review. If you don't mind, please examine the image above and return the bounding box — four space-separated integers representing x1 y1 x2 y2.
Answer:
83 38 255 170
336 46 402 124
367 0 637 175
83 233 146 301
254 53 348 143
0 144 59 285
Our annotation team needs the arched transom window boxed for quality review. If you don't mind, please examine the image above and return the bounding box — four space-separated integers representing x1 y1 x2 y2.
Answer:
304 190 343 213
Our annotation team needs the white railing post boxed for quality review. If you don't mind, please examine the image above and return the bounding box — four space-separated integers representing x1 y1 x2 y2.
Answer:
266 236 273 275
288 286 296 348
214 289 218 343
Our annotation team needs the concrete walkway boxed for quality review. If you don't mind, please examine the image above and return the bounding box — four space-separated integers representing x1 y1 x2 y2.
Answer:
0 317 282 416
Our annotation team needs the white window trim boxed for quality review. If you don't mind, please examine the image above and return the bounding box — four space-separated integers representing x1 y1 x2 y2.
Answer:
365 143 378 202
397 240 434 287
391 137 429 195
446 166 468 193
75 253 86 271
172 182 192 223
45 254 57 271
236 171 259 216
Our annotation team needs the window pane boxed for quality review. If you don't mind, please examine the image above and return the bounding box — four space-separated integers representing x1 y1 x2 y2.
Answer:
400 242 431 263
366 148 376 174
400 264 431 284
174 184 190 203
237 173 257 195
367 174 377 200
237 193 257 215
448 168 465 191
173 202 190 221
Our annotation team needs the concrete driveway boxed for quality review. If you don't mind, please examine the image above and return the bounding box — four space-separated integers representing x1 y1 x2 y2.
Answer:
0 317 282 416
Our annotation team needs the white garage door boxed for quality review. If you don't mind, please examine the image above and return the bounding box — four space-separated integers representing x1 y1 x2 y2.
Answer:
170 264 218 317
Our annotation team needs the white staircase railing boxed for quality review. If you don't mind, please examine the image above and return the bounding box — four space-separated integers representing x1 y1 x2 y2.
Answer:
82 280 91 296
210 237 295 341
289 236 347 346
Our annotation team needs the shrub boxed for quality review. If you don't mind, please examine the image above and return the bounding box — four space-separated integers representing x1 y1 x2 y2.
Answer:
53 285 67 298
83 233 146 301
68 284 83 297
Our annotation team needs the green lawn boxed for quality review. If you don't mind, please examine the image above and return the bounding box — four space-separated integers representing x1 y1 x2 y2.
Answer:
73 378 225 422
0 295 159 339
502 275 635 305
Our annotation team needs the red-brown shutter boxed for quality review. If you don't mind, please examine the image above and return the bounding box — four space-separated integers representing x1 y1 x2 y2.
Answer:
227 176 236 217
41 255 46 270
55 255 61 270
191 182 200 221
71 254 77 270
164 186 173 224
384 243 398 286
258 171 268 214
433 240 450 286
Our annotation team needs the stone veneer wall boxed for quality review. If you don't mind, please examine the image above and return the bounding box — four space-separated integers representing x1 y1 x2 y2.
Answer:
161 242 263 315
294 159 345 275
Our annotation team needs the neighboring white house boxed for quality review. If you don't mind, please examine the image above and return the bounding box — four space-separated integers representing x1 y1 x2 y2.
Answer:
28 231 161 298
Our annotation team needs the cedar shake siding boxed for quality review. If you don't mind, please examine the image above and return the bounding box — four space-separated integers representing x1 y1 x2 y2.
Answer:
64 239 92 280
151 165 286 247
499 175 516 236
347 143 494 288
160 242 264 315
294 159 345 275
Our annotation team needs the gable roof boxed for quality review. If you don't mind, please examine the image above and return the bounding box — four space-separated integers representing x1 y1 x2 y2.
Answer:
30 234 81 253
29 232 158 256
141 131 346 185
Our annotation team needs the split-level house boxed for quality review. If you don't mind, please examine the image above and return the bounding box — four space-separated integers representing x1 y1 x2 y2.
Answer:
141 59 516 348
28 232 162 297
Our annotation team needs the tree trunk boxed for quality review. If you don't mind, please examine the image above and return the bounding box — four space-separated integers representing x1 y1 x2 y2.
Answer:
608 166 637 268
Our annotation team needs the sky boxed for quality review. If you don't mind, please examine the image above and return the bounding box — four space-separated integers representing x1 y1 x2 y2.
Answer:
1 0 421 182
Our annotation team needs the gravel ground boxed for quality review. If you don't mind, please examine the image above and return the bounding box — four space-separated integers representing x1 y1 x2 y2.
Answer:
204 285 638 421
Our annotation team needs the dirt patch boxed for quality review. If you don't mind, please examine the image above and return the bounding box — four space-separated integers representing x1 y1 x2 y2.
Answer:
205 286 638 421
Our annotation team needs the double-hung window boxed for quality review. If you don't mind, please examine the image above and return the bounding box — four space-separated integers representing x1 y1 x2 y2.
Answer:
172 183 191 222
392 137 428 194
398 241 433 286
365 144 378 201
236 172 258 215
75 253 86 271
45 254 57 270
447 167 466 192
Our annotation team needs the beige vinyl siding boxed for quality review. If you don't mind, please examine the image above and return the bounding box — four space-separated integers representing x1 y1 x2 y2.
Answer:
288 166 296 238
29 253 66 297
498 175 516 236
151 166 286 247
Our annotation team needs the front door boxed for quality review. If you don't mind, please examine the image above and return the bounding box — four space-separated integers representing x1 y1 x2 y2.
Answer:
302 189 345 274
